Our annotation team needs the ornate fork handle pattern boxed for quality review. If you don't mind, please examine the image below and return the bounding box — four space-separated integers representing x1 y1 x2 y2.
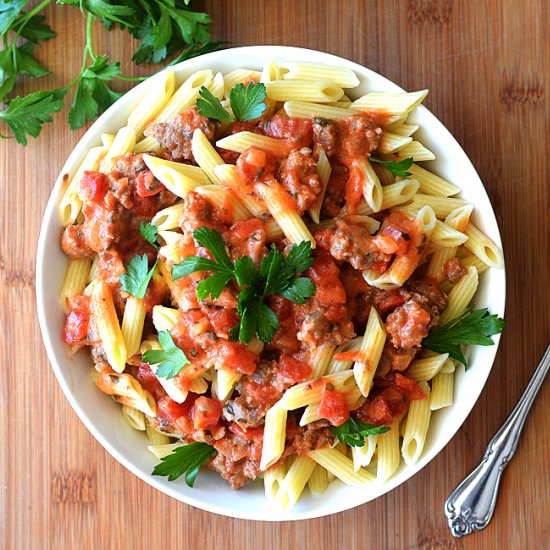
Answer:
445 343 550 537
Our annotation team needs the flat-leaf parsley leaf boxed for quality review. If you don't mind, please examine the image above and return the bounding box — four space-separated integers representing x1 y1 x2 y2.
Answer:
142 330 190 379
140 221 159 249
196 81 267 122
152 442 214 486
171 227 316 344
370 156 414 178
119 254 158 300
423 307 505 369
332 418 390 447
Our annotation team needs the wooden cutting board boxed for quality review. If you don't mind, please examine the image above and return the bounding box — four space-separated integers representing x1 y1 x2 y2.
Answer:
1 1 549 548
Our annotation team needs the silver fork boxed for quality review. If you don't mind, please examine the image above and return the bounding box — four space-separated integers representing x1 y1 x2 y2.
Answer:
444 343 550 537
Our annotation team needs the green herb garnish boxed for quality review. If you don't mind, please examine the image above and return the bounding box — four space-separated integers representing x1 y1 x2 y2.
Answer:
152 442 215 486
332 418 391 447
423 307 505 369
140 221 159 249
370 156 414 178
142 330 190 379
119 254 157 299
171 227 316 344
196 81 267 122
1 1 225 144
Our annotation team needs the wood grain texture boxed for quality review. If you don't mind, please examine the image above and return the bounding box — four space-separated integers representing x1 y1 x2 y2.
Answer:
1 0 549 548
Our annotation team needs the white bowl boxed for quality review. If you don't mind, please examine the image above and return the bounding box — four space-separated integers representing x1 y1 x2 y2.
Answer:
36 45 506 520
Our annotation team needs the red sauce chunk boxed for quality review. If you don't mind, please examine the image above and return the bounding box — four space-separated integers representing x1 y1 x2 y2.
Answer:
317 384 350 426
277 355 312 385
192 396 222 430
63 295 90 346
79 171 108 203
215 339 260 375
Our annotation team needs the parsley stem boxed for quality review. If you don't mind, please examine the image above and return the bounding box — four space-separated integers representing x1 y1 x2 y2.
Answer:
85 13 97 61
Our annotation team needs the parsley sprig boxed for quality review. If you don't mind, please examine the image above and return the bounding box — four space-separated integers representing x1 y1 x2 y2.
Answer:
196 81 268 122
1 1 226 144
140 222 159 249
370 156 414 178
423 308 506 369
332 418 391 447
152 442 215 486
119 254 158 299
142 330 190 379
171 227 316 344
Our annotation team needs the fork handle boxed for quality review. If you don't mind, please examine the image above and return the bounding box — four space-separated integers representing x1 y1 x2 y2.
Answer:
444 343 550 537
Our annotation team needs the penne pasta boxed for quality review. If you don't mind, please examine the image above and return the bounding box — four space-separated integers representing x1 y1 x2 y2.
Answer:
260 403 288 470
280 62 359 88
266 79 344 103
216 131 291 157
60 258 92 314
401 381 431 465
191 129 225 185
308 448 375 485
464 223 505 269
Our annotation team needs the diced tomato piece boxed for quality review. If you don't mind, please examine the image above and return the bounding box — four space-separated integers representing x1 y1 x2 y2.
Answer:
374 289 408 313
135 363 166 401
277 355 312 385
156 394 197 425
354 387 407 426
79 171 108 203
130 191 161 216
135 170 164 197
63 296 90 346
215 339 260 375
236 146 276 182
192 396 222 430
207 308 239 338
317 385 350 426
229 422 264 441
391 372 427 400
306 252 346 306
240 380 281 408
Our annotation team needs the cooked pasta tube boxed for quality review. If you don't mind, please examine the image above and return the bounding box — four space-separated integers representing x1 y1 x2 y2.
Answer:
353 158 383 213
376 419 401 482
308 149 332 224
377 131 413 154
147 442 184 460
127 69 176 137
354 307 387 397
351 178 420 216
307 464 329 496
280 62 359 88
307 342 337 379
401 381 431 465
191 129 225 184
406 353 449 382
121 405 146 431
152 305 181 332
264 461 287 502
308 448 375 485
260 403 288 470
439 266 478 324
96 369 156 416
464 223 505 269
352 435 378 471
216 131 291 157
276 455 317 511
195 185 252 220
350 90 428 115
151 203 185 231
407 163 461 196
100 126 136 173
430 369 454 410
58 145 106 226
121 296 147 359
279 370 356 410
60 258 92 314
266 80 344 103
283 100 350 120
91 281 126 373
256 183 316 246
